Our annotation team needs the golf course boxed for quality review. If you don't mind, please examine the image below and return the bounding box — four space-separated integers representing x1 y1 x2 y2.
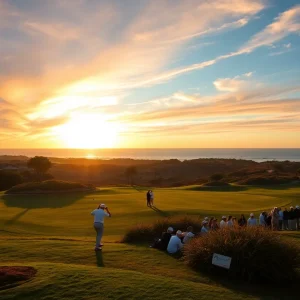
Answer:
1 185 300 299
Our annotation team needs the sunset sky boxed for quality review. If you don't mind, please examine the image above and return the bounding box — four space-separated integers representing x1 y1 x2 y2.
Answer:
0 0 300 149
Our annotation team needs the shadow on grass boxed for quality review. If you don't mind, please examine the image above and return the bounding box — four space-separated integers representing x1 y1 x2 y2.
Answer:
150 206 170 217
4 208 30 225
2 193 87 209
185 185 248 192
95 251 105 267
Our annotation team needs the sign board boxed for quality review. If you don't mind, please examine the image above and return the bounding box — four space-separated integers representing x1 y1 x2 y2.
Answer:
212 253 232 269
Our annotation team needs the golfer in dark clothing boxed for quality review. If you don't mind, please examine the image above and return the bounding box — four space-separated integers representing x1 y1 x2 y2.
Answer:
146 190 151 207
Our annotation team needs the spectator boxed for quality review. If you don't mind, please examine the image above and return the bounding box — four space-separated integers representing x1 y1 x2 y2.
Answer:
201 221 209 235
247 213 257 226
167 230 183 254
210 218 219 230
238 214 247 227
208 217 214 229
271 207 279 231
288 207 297 231
151 227 173 250
232 217 237 225
183 226 195 244
227 216 233 227
295 205 300 230
259 212 266 227
220 216 227 228
283 208 289 230
265 213 272 228
278 207 283 230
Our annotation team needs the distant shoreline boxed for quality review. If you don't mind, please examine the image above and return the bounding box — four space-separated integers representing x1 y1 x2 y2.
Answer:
1 148 300 162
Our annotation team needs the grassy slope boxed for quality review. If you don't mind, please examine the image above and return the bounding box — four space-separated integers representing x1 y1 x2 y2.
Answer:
1 186 300 299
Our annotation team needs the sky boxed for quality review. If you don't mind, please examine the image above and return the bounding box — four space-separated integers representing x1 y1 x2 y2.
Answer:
0 0 300 149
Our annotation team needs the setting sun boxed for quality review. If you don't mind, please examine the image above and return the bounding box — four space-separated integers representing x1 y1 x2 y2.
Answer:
55 114 119 149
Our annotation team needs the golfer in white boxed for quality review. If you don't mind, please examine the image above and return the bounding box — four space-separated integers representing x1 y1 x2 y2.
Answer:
91 204 111 251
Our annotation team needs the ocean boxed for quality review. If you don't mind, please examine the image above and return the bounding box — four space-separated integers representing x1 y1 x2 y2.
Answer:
0 148 300 162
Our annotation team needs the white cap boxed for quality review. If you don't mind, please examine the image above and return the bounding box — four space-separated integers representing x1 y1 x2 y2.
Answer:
176 230 182 235
222 216 226 219
204 217 209 221
250 213 254 217
167 227 174 232
202 220 208 225
290 206 294 209
296 205 299 209
100 204 106 208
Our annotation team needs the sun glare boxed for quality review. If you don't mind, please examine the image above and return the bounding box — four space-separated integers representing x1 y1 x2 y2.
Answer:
56 114 119 149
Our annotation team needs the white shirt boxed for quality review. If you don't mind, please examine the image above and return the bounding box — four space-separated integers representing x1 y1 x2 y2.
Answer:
183 232 195 244
227 220 233 227
201 226 208 235
259 214 266 225
248 217 257 226
91 209 109 223
278 210 283 221
167 235 183 254
220 220 227 228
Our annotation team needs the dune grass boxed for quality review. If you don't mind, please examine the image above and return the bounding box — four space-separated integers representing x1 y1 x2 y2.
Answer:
1 186 300 299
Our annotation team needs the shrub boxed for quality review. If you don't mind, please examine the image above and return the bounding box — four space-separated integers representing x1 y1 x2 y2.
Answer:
122 216 202 244
183 226 300 283
0 171 23 191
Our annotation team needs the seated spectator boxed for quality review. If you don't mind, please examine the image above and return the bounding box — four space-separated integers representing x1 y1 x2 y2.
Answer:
238 214 247 227
183 226 195 244
278 207 283 230
167 230 183 254
220 216 227 228
227 216 233 227
259 212 266 227
201 221 209 235
151 227 174 250
208 217 214 228
248 213 257 226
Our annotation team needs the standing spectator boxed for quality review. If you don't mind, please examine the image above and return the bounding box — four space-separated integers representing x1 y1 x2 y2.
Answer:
259 212 266 227
227 216 233 227
295 205 300 230
288 207 297 231
167 230 183 254
278 207 283 230
283 208 289 230
238 214 247 227
201 221 209 235
248 213 257 226
210 218 219 230
271 207 279 231
265 213 272 228
220 216 227 228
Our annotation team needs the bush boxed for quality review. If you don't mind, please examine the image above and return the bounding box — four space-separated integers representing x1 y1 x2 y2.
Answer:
5 180 93 194
238 175 298 185
122 216 202 244
0 171 23 191
183 227 300 283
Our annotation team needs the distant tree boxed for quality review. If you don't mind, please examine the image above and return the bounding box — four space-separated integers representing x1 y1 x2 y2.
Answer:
27 156 52 181
210 173 224 182
125 166 137 186
0 171 23 191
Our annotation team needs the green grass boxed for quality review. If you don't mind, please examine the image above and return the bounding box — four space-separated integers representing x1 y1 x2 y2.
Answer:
1 186 300 299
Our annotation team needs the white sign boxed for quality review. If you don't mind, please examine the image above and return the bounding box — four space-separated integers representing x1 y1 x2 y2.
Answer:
212 253 232 269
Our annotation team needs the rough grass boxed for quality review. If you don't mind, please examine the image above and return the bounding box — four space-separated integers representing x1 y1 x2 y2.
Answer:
184 227 300 283
122 216 202 243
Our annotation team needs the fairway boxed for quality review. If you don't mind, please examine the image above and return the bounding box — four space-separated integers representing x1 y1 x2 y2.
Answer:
1 186 300 299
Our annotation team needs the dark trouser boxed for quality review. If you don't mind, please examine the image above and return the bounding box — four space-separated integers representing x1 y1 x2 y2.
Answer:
283 220 289 230
94 222 104 247
296 218 300 230
278 220 283 230
147 199 151 207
